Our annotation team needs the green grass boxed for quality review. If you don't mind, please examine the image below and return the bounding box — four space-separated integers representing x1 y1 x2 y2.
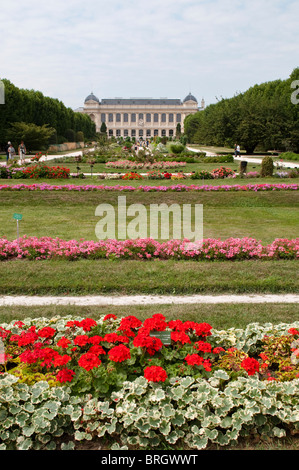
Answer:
0 302 298 330
0 259 298 296
1 190 298 242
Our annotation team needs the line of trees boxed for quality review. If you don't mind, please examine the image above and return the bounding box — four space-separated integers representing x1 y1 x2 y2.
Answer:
184 68 299 154
0 79 96 150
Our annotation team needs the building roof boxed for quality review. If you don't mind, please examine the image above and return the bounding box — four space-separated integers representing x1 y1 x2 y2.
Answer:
183 93 197 103
85 93 100 103
100 98 182 105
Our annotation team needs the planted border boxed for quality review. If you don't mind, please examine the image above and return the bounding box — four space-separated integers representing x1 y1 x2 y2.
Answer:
0 315 299 450
0 236 298 261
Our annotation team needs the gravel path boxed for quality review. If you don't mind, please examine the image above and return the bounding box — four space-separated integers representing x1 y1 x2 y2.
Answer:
0 294 299 306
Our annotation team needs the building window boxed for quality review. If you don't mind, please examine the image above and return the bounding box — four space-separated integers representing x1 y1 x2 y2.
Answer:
116 113 121 122
139 129 143 137
169 129 174 137
131 113 136 122
161 113 166 123
131 129 136 137
109 129 113 136
146 129 151 137
139 113 143 120
124 113 128 122
169 113 174 122
176 113 181 122
154 113 158 123
124 129 128 137
116 129 121 136
109 113 113 122
146 113 151 122
154 129 158 136
162 129 166 136
101 113 106 122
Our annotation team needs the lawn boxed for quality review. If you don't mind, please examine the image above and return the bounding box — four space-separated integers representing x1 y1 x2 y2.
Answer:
1 188 298 242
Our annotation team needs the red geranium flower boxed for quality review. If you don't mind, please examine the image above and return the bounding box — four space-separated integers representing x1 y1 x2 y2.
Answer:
240 357 259 376
108 344 131 362
185 354 203 366
78 352 101 371
194 340 212 353
144 365 168 382
56 368 75 383
38 327 56 339
79 318 97 332
57 336 72 348
74 335 90 347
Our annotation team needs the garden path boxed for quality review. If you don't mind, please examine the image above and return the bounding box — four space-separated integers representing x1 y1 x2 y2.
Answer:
0 294 299 306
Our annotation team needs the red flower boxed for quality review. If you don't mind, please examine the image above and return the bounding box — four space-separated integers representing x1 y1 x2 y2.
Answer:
171 331 191 344
194 340 212 353
108 344 131 362
103 314 117 321
53 354 71 367
185 354 203 366
288 328 299 336
88 345 106 355
74 335 90 347
103 332 129 344
143 314 167 332
79 318 97 332
56 368 75 383
78 352 101 371
144 366 167 382
241 357 259 376
88 335 103 345
57 336 72 348
133 332 163 355
194 323 212 338
38 327 56 339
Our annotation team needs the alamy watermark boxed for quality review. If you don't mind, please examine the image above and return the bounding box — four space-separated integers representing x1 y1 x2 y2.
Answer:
95 196 203 244
291 80 299 105
0 80 5 105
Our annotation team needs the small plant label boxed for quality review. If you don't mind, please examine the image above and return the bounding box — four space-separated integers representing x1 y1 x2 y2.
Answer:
150 330 172 345
13 213 22 220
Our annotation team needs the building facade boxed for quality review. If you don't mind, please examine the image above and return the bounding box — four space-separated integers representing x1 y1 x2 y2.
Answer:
81 92 204 139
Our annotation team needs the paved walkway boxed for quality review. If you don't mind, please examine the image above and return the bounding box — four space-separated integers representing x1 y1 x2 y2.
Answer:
0 294 299 306
187 147 299 169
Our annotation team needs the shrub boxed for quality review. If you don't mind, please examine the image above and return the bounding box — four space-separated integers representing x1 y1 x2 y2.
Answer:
260 156 274 177
169 143 185 154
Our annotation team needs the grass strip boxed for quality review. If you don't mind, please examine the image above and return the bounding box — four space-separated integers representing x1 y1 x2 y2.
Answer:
0 303 298 331
0 259 298 295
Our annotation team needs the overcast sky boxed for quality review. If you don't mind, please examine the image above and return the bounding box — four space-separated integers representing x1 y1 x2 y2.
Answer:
1 0 298 110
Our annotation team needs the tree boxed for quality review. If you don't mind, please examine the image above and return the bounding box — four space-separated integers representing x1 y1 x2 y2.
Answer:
100 122 107 134
8 122 55 151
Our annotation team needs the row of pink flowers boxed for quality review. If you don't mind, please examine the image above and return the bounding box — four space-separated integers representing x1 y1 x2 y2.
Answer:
0 236 298 261
106 160 187 169
0 182 298 192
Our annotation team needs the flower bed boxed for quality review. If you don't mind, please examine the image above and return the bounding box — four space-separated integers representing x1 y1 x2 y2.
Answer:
0 314 298 450
106 160 187 170
0 236 298 261
0 165 70 179
0 182 298 192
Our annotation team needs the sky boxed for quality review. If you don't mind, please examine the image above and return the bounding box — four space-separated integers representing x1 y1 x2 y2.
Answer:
1 0 298 110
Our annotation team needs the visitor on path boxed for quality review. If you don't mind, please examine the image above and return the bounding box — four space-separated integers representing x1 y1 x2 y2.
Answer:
234 143 237 157
236 144 240 157
5 141 10 164
18 141 26 163
8 143 15 161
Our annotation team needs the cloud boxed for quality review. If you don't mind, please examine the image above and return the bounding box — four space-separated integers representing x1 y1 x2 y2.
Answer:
1 0 298 108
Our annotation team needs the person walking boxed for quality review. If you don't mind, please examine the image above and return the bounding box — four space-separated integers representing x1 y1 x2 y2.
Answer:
8 143 16 161
18 141 26 163
5 141 11 164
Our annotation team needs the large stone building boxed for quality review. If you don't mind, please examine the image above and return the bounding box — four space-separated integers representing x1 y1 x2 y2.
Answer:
81 92 205 139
